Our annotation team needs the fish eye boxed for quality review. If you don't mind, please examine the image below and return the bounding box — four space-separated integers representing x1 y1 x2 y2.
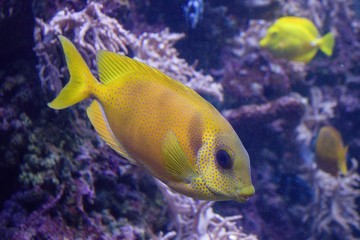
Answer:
270 31 278 37
216 149 233 169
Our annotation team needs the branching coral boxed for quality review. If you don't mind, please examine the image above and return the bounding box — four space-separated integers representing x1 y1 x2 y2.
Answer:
133 29 223 102
156 181 257 240
34 1 133 97
2 0 359 239
221 19 307 106
217 2 360 239
296 87 338 146
302 159 360 239
34 1 223 103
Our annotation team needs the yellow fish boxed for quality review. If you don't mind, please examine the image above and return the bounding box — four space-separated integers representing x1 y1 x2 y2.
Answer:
259 16 335 63
48 36 255 202
315 126 348 176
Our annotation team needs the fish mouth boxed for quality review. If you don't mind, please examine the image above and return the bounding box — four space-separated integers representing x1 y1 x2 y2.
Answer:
205 184 255 202
236 185 255 202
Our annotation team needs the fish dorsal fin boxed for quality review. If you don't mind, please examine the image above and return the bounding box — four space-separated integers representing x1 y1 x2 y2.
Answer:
162 131 198 182
86 100 136 164
279 16 319 37
96 50 162 85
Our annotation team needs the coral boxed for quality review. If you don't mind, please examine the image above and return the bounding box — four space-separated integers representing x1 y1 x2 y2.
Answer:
216 1 360 239
296 87 338 146
0 127 168 239
220 19 307 106
34 1 133 99
1 0 360 239
156 180 257 240
133 29 223 102
34 1 223 103
223 94 306 132
302 159 360 239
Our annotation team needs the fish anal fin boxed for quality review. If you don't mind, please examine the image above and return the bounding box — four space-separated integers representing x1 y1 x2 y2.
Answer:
292 49 318 63
162 131 198 182
87 100 136 164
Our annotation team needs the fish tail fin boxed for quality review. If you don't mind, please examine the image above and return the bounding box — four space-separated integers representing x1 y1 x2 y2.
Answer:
48 35 98 110
319 32 335 56
338 145 348 175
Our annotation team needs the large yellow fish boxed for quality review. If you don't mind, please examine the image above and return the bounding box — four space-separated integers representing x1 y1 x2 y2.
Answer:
48 36 255 202
315 126 348 176
259 16 335 63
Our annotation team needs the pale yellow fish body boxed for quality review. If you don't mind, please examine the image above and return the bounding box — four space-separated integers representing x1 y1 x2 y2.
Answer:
315 126 348 176
259 16 335 63
48 36 255 202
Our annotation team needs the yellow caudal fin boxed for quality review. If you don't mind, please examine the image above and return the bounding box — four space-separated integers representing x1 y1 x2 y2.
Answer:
48 36 98 110
86 100 136 164
338 145 348 175
319 32 335 56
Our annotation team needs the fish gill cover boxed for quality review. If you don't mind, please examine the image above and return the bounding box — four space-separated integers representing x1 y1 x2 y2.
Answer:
0 0 359 239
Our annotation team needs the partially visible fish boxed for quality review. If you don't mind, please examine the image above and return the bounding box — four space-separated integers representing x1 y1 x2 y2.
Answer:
315 126 348 176
259 16 335 63
48 36 255 202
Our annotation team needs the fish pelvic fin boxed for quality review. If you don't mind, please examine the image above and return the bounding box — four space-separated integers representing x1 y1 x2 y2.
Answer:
48 35 98 110
338 145 348 175
319 32 335 56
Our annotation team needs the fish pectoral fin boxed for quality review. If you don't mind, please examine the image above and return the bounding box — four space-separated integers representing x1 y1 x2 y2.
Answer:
162 131 198 183
87 100 136 164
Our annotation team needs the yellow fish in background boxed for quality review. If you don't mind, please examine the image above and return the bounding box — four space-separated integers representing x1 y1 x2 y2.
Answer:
259 16 335 63
315 126 348 176
48 36 255 202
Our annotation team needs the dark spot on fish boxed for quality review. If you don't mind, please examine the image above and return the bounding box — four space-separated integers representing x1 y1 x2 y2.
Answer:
188 112 203 158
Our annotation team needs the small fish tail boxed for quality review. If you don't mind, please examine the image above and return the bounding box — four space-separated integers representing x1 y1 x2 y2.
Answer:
319 32 335 56
48 35 98 110
338 145 348 175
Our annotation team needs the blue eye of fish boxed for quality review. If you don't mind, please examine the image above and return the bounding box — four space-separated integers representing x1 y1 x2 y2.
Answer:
216 149 233 169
